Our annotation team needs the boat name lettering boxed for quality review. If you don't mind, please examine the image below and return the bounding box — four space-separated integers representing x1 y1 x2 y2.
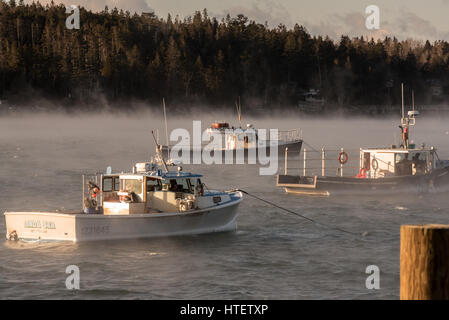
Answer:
24 220 56 229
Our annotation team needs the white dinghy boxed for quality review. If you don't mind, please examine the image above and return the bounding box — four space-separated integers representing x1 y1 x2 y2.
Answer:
4 133 243 242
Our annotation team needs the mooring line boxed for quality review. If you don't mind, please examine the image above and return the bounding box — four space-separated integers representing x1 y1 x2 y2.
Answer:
231 189 364 237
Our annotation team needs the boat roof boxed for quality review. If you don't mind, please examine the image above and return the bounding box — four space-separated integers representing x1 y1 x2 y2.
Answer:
104 171 202 179
360 147 434 153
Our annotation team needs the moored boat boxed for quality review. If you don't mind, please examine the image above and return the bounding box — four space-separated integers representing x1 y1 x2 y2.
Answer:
161 121 302 158
277 85 449 196
159 99 303 160
4 135 243 242
204 121 303 155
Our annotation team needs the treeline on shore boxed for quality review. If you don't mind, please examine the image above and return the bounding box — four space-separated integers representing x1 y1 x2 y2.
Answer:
1 1 449 112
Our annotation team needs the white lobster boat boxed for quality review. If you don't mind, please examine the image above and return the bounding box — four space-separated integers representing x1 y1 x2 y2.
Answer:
160 121 303 160
159 99 302 159
204 121 303 154
4 140 243 242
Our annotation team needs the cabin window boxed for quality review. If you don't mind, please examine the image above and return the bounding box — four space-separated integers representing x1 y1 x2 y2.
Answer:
177 178 193 193
238 133 254 142
395 153 408 163
159 178 194 193
146 179 161 192
168 179 191 192
114 177 120 191
103 176 120 192
161 179 171 191
395 153 412 176
124 179 142 195
103 177 113 192
411 152 428 175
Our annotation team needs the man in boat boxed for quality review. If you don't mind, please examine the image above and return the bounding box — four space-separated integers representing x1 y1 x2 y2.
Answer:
399 126 409 148
412 153 427 175
396 154 412 176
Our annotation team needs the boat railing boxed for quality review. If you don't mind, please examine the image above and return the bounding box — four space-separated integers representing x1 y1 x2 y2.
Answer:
282 147 363 177
277 128 302 142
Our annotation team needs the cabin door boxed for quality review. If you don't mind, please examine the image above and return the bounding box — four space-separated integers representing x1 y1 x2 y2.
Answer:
363 152 371 170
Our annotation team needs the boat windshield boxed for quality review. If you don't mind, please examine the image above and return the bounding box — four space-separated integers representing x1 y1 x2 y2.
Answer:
146 178 162 192
237 132 256 142
161 178 193 193
394 152 430 176
124 179 142 194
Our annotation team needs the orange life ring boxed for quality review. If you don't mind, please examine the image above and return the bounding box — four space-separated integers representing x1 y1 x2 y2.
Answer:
338 152 349 165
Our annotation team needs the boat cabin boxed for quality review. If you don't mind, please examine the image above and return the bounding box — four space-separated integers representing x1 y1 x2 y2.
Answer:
91 163 231 215
225 125 258 150
360 147 436 178
208 122 258 149
101 170 202 215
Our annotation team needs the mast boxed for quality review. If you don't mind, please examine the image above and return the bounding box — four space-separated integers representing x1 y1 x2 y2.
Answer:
235 96 242 128
400 83 409 149
151 130 169 173
162 98 169 154
399 84 419 149
401 83 405 120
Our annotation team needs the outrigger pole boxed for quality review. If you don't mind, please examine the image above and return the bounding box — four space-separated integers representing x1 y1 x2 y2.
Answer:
151 130 169 173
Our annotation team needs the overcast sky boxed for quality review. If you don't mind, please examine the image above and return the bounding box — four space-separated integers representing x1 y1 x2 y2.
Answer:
26 0 449 41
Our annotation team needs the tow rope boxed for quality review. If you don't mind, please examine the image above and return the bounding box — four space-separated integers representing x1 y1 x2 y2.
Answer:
230 189 365 237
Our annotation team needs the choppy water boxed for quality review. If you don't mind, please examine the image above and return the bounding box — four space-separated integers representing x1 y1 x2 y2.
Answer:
1 112 449 299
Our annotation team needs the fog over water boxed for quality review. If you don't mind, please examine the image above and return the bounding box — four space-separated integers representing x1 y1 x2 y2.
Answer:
1 111 449 299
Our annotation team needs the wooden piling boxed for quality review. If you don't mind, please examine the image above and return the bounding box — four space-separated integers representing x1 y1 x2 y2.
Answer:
400 224 449 300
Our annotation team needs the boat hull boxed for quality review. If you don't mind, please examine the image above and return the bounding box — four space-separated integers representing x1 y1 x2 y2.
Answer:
163 140 302 160
4 193 242 242
277 167 449 196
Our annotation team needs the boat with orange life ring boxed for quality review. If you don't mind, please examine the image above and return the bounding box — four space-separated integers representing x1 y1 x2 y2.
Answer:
277 85 449 196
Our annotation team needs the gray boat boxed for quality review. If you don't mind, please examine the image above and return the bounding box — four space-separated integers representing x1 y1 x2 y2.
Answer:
277 85 449 196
